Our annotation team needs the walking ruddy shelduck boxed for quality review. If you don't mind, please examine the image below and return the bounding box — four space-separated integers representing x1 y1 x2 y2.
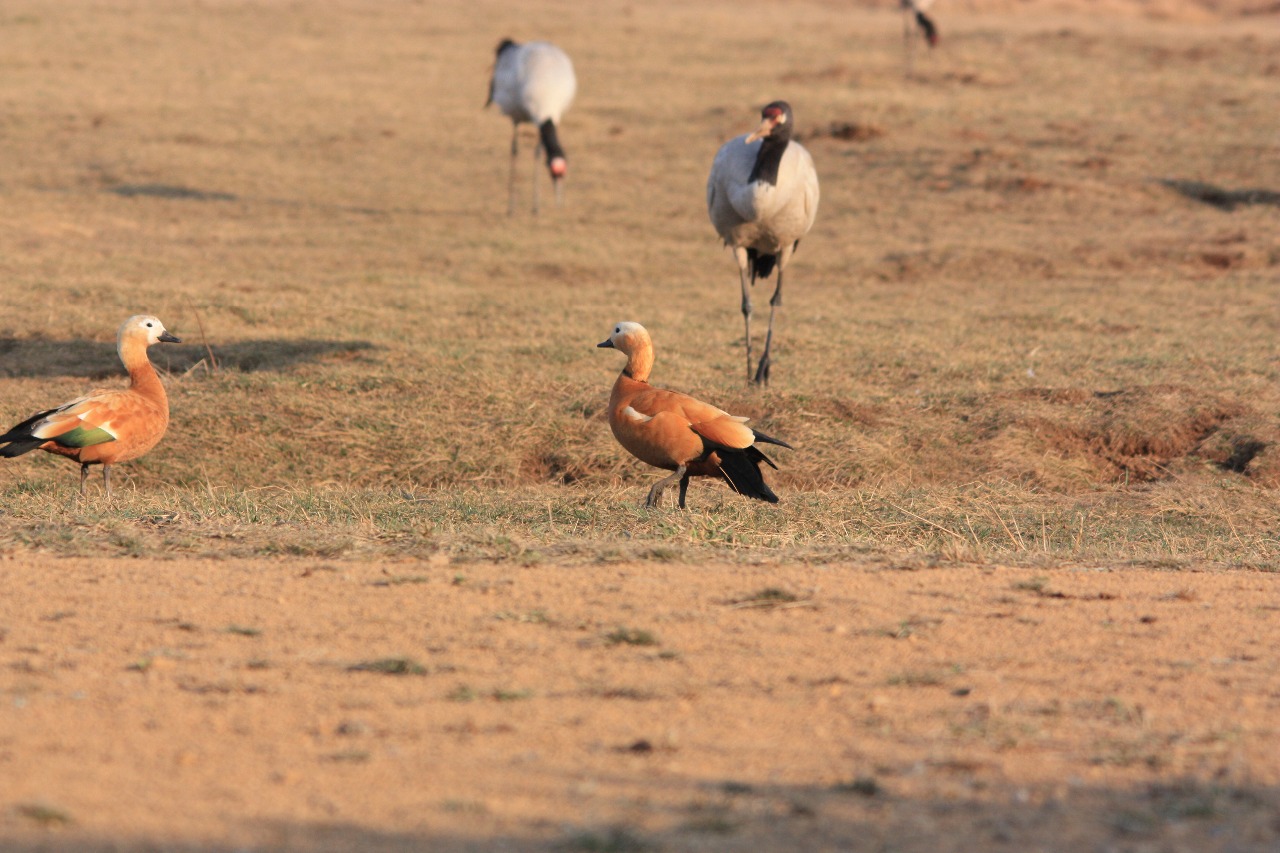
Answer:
597 322 792 508
0 315 180 497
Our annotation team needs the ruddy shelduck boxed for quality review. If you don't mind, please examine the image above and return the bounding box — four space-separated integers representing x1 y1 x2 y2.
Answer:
707 100 819 385
486 38 577 215
598 322 792 508
0 315 181 496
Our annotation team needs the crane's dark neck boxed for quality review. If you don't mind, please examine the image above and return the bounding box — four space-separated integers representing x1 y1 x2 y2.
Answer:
915 11 937 44
538 120 565 165
748 133 790 187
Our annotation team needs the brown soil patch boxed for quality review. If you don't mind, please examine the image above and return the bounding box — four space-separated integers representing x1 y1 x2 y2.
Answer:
994 384 1245 485
2 556 1278 852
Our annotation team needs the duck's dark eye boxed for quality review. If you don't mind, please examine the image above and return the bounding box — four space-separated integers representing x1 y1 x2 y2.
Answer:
615 326 620 333
146 322 153 327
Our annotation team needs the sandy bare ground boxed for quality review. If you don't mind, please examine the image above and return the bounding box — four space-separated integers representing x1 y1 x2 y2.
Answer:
2 555 1278 851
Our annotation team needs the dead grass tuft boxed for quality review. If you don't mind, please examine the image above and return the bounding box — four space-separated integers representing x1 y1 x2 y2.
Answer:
989 385 1245 487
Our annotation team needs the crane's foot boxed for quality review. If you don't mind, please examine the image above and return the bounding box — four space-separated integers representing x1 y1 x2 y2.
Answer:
752 353 771 386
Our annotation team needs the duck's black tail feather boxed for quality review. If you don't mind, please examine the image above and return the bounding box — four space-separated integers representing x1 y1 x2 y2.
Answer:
1 409 54 457
0 436 44 458
751 429 793 452
717 447 780 503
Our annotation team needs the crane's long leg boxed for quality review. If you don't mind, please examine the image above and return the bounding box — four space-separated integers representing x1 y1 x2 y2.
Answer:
646 464 687 508
532 140 542 216
903 9 915 78
753 266 784 386
80 462 90 496
508 124 520 216
735 248 754 383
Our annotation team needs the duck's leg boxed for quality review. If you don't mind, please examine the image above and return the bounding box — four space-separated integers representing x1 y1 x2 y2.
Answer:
734 247 753 382
645 464 687 508
103 464 112 499
753 265 784 386
79 462 91 496
678 472 691 509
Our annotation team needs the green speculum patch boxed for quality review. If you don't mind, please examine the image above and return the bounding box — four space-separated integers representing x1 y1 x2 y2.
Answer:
51 425 116 448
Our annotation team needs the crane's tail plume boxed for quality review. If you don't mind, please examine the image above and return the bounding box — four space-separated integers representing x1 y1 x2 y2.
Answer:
747 249 778 282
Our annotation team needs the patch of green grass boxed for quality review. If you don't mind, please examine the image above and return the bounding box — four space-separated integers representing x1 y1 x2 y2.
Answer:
491 688 533 702
446 684 477 702
347 657 427 676
728 587 805 609
0 480 1276 571
887 670 948 688
494 609 551 624
16 803 73 827
832 777 880 797
560 827 649 853
373 573 430 586
224 625 261 637
681 813 737 834
605 628 658 647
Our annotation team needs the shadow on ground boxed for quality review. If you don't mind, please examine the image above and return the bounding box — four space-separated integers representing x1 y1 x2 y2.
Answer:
3 777 1277 852
0 339 377 379
1159 179 1280 211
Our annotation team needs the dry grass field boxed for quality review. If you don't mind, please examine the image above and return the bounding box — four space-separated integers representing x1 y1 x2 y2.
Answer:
1 0 1278 850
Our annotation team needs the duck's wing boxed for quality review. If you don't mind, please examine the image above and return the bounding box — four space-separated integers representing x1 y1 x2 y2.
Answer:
16 392 128 450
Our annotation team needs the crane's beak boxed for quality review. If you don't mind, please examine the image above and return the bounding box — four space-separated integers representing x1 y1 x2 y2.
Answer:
746 116 779 144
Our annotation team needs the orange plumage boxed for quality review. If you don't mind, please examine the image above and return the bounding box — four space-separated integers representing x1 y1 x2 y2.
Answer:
597 322 792 508
0 315 181 496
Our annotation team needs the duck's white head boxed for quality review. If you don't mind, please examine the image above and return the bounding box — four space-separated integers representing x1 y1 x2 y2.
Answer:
118 315 182 349
596 321 649 354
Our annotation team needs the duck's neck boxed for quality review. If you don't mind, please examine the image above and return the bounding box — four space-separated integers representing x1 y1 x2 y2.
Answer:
623 344 654 384
120 338 167 404
748 133 790 187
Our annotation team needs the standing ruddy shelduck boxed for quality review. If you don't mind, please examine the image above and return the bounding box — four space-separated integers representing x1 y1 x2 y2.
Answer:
485 38 577 215
0 315 180 497
707 100 819 386
597 322 792 509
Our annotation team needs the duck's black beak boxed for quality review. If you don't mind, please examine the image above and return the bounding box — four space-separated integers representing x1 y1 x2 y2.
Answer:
159 332 182 343
596 339 614 349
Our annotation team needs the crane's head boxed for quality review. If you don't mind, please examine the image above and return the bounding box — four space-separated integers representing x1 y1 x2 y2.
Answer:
746 101 794 144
